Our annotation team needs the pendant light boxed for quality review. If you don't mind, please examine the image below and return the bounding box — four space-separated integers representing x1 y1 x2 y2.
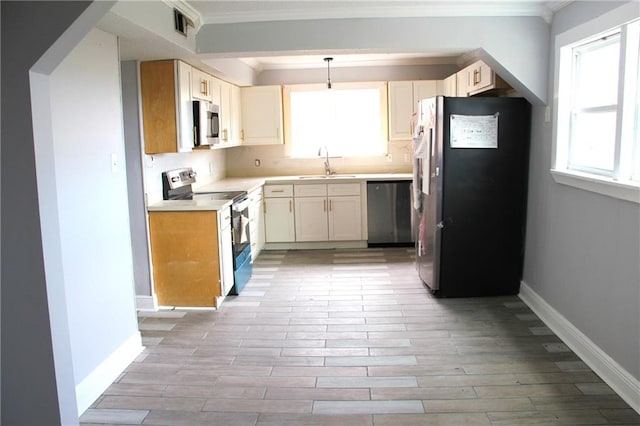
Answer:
324 57 333 89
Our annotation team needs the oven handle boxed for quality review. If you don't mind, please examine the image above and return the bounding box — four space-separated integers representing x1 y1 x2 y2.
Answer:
232 196 250 211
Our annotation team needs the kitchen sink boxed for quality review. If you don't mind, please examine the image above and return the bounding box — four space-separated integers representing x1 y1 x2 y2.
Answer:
298 175 357 179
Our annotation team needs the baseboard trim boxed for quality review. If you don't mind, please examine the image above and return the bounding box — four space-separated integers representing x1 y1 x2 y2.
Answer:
75 331 143 416
136 294 157 311
264 241 368 250
519 281 640 414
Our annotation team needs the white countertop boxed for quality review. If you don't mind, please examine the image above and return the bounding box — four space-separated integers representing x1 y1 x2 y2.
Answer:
147 198 233 212
149 173 412 212
196 173 413 193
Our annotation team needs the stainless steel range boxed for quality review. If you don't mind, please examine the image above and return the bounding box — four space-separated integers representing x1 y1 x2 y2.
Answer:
161 168 252 295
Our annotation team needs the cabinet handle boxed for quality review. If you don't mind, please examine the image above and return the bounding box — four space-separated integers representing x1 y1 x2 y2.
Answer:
323 199 327 212
276 127 280 138
201 79 208 95
473 68 481 86
241 129 245 141
271 189 285 193
263 202 266 214
222 128 228 141
289 200 292 212
329 199 332 211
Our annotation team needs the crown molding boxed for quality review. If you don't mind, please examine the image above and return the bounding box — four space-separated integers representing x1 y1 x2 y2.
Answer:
200 2 559 25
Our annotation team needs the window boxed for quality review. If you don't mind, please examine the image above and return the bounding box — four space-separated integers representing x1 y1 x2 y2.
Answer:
553 4 640 203
283 82 388 158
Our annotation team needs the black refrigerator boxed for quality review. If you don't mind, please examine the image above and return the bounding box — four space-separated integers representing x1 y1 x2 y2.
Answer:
413 96 531 297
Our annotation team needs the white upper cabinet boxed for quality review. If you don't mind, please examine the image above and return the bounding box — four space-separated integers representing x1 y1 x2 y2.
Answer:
219 79 232 144
388 80 438 140
230 84 243 145
241 85 284 145
191 67 214 102
443 73 458 96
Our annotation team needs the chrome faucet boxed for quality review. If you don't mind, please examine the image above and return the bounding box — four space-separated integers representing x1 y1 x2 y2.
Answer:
318 146 333 175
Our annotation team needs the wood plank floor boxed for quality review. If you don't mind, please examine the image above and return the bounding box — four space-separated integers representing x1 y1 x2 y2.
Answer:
81 248 640 425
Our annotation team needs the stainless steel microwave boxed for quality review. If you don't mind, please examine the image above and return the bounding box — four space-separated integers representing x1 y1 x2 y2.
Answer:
192 100 219 147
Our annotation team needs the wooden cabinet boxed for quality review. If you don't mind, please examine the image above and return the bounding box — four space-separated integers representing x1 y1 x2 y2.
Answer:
248 187 265 260
241 85 284 145
293 183 362 242
140 60 193 154
264 185 295 242
388 80 438 140
148 210 229 308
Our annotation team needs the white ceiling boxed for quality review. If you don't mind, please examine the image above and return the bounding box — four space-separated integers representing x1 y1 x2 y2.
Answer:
179 0 570 70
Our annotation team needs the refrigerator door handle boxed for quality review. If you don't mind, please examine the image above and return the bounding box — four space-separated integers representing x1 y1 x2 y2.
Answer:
436 222 445 229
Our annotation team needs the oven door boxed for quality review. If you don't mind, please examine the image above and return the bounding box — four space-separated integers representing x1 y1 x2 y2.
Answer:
230 196 252 294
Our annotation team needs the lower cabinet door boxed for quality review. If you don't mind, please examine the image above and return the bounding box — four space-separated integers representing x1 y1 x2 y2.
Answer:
295 197 329 241
219 222 234 296
264 197 295 242
328 196 362 240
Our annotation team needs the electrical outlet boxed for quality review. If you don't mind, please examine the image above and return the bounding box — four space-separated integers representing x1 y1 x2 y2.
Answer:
254 159 261 167
387 153 393 162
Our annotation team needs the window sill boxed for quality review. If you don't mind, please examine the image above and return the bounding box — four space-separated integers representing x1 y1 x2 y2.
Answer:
550 169 640 204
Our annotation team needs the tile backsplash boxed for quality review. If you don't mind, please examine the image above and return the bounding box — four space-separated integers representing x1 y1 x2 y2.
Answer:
225 141 414 177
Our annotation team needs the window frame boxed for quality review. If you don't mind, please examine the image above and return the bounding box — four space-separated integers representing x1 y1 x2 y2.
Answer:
282 81 389 159
551 2 640 204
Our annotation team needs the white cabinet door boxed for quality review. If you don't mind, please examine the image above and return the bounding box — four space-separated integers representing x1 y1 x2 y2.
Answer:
413 80 438 105
388 81 414 141
219 80 232 144
443 74 457 96
219 220 234 296
176 61 194 153
388 80 438 141
241 85 283 145
264 197 295 242
248 188 264 260
191 67 212 101
295 197 329 242
456 69 469 97
230 83 242 145
328 196 362 241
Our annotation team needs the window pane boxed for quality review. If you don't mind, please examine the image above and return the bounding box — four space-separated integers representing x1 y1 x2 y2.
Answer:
570 111 617 172
289 87 385 158
574 34 620 108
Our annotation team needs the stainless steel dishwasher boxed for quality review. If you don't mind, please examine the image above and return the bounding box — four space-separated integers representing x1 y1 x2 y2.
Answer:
367 180 414 246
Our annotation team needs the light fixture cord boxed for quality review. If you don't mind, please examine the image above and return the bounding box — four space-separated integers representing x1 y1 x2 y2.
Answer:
324 57 333 89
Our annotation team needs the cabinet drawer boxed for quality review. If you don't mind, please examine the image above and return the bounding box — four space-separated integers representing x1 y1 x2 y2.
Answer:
294 184 327 197
264 184 293 197
328 183 361 196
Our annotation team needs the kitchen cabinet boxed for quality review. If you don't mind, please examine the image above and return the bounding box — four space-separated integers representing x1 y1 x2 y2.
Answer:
442 73 457 96
294 183 362 242
388 80 438 140
219 80 232 144
456 69 468 97
248 187 265 260
263 184 295 242
230 84 243 145
148 210 229 308
140 60 193 154
294 184 329 242
191 67 218 103
457 60 510 97
241 85 284 145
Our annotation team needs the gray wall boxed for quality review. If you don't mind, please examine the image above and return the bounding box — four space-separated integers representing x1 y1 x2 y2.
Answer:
523 0 640 381
197 16 550 104
121 60 153 297
1 2 91 423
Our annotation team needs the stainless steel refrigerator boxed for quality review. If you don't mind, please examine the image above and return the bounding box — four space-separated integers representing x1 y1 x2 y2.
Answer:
413 96 531 297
